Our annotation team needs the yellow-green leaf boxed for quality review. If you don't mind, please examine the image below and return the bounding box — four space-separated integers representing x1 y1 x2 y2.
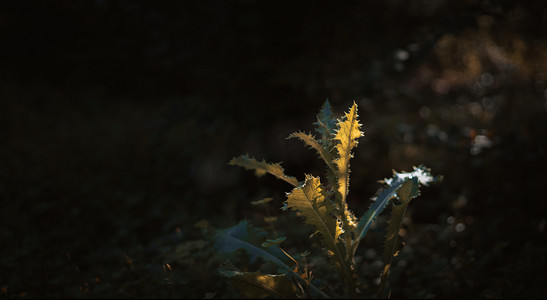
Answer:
218 261 298 298
283 175 342 255
283 175 355 290
288 131 336 173
229 155 299 187
332 102 362 241
333 101 363 201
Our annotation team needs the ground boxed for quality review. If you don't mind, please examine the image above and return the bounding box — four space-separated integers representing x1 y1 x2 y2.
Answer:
1 1 546 298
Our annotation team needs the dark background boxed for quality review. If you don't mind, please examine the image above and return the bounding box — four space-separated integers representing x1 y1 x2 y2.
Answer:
1 0 546 298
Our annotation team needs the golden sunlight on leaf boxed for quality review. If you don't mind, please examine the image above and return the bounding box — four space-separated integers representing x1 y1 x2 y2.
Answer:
218 261 298 298
333 101 363 201
229 155 299 187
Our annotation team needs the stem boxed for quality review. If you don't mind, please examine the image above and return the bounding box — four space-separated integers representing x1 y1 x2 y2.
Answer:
279 247 331 298
332 241 356 297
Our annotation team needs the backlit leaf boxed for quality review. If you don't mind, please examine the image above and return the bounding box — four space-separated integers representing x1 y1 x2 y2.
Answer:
332 102 361 246
283 175 355 290
229 155 299 187
287 131 336 173
218 261 298 298
333 101 363 202
283 175 342 256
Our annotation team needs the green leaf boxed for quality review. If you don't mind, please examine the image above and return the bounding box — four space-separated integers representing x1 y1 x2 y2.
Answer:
314 99 337 148
377 177 420 298
229 154 299 187
218 261 298 298
353 165 434 255
313 99 341 193
213 220 291 271
262 236 287 247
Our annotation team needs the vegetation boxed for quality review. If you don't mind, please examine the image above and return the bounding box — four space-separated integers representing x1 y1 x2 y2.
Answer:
1 1 546 299
220 101 437 298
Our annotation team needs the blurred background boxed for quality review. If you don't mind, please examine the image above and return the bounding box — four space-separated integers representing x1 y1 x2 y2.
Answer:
1 0 546 298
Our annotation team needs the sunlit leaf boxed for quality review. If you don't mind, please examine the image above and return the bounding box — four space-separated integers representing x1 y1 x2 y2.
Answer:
229 155 299 187
217 261 298 298
333 101 363 202
283 175 342 255
287 131 336 173
332 102 361 251
283 175 355 290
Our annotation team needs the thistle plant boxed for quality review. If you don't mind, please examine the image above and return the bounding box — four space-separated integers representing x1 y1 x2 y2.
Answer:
215 100 437 298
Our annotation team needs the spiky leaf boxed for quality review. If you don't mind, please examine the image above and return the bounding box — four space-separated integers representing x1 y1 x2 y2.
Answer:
283 175 343 257
283 175 355 291
352 166 434 254
218 261 298 298
213 220 290 271
287 131 336 173
229 154 299 187
332 102 361 254
377 177 420 297
314 99 337 148
333 101 363 202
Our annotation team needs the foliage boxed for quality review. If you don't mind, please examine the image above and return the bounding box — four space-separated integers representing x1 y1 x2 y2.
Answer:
3 2 546 298
221 101 438 298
